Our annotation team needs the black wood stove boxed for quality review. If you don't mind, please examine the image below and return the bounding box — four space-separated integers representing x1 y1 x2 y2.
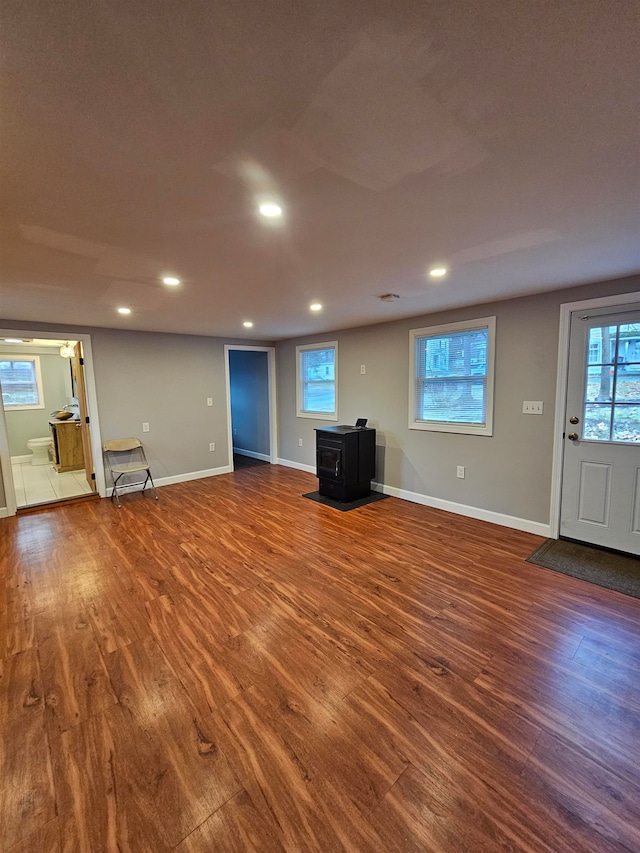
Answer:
315 425 376 502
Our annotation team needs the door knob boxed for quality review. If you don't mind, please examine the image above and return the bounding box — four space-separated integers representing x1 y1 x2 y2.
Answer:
569 416 579 424
567 432 579 441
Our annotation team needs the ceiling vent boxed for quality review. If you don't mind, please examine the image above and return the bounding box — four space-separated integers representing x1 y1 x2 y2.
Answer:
379 293 400 302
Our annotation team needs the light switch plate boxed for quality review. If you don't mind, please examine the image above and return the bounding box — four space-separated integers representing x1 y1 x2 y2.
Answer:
522 401 543 414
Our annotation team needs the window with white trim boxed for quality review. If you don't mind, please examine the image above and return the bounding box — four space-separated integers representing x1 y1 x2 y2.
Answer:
0 355 45 410
296 341 338 420
409 317 496 435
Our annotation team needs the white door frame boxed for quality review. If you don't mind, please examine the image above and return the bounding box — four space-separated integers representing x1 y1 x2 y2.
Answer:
224 345 278 469
549 290 640 538
0 327 106 516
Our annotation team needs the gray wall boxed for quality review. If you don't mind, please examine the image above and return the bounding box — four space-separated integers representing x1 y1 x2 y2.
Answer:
90 328 232 480
1 346 73 456
229 350 270 457
275 275 640 526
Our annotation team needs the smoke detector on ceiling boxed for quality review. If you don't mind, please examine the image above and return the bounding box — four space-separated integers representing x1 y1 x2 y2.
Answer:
379 293 400 302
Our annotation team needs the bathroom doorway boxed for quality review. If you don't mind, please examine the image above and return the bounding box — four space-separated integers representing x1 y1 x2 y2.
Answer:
0 331 104 513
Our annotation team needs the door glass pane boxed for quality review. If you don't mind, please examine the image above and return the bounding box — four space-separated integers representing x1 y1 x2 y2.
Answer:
585 365 614 402
587 325 616 364
583 320 640 443
612 405 640 442
617 323 640 360
615 372 640 403
583 403 612 441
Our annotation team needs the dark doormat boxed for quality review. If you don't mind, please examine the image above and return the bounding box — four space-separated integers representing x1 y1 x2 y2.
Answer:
527 538 640 599
303 491 389 512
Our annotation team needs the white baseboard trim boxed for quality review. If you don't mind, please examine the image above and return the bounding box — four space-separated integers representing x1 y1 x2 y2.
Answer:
277 457 316 475
155 465 233 488
371 481 551 537
107 465 233 495
274 459 548 535
0 506 9 518
234 448 271 462
11 455 32 465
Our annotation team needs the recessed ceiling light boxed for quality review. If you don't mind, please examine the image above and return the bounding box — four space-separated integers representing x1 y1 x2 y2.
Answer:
117 307 131 315
258 202 283 218
162 276 181 286
4 338 24 343
310 302 322 312
243 321 254 328
429 266 448 279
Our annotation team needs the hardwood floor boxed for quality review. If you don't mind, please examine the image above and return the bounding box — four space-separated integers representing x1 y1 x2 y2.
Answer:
1 464 639 852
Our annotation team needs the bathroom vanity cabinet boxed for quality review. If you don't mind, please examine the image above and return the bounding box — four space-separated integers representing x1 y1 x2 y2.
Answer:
50 419 85 472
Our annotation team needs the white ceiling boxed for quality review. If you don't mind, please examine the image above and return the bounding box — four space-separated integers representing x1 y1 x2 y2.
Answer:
2 1 639 341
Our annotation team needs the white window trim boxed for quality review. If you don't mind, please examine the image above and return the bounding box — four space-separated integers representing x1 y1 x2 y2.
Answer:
296 340 338 421
0 354 46 411
409 316 496 436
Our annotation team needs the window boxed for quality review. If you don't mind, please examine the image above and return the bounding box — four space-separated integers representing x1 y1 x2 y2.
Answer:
583 321 640 442
296 341 338 420
409 317 496 435
0 356 45 410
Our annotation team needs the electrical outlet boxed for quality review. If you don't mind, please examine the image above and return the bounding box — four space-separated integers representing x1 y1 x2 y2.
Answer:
142 422 149 433
457 465 465 479
209 442 215 452
360 364 366 374
206 397 213 407
298 438 303 446
522 401 544 414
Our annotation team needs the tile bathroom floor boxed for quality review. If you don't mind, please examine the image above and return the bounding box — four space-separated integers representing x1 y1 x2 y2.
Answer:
12 461 92 508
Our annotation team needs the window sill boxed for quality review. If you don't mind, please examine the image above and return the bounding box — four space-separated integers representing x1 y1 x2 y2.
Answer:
410 421 493 436
297 411 338 421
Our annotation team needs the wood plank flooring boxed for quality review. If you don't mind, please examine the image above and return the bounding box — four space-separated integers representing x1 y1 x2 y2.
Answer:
1 464 640 852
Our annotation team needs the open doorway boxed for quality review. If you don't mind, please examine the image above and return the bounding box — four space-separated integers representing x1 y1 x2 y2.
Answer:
0 329 104 514
224 345 277 470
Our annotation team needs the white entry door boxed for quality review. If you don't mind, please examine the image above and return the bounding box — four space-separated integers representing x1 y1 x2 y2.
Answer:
560 305 640 555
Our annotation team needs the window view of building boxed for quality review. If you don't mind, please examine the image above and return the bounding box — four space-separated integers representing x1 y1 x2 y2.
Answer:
410 318 495 435
584 323 640 442
296 342 337 419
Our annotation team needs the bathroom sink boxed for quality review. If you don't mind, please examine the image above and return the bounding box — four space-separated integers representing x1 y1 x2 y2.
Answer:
51 410 74 420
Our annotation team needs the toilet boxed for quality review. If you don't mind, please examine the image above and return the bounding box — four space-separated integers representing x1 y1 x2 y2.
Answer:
27 436 52 466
